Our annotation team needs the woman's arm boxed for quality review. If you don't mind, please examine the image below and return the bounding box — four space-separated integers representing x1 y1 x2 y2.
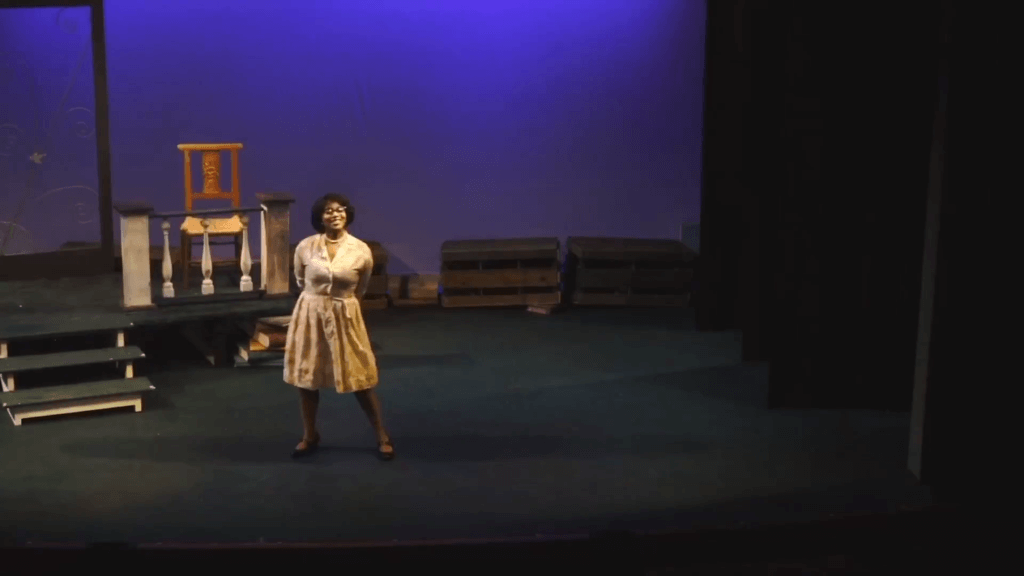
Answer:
294 238 307 291
356 246 374 300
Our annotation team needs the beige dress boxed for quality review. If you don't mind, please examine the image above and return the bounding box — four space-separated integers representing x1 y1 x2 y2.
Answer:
283 232 379 393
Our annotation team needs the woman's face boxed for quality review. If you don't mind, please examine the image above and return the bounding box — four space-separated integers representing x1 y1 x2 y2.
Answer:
322 201 347 232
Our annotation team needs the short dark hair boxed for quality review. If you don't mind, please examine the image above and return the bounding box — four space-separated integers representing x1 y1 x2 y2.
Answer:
311 193 355 233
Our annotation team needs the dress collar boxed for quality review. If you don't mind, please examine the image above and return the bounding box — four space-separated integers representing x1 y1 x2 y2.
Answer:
319 232 352 259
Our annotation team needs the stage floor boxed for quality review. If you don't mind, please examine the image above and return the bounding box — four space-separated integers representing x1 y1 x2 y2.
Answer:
0 306 930 545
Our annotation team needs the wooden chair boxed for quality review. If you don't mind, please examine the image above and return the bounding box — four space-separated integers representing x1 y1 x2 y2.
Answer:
177 143 244 290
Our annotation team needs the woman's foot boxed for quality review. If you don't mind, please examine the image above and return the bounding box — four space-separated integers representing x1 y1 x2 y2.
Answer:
377 436 394 461
291 432 321 458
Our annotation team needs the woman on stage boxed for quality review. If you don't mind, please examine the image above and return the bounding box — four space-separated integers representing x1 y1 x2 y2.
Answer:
284 193 393 460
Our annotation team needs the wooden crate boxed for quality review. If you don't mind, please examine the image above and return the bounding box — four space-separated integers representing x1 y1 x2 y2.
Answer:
389 274 439 306
565 237 696 307
440 238 561 308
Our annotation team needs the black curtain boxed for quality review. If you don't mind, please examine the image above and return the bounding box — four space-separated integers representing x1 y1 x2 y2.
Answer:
699 1 943 410
699 0 1008 508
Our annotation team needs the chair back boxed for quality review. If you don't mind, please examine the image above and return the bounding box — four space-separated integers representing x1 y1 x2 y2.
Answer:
177 143 243 211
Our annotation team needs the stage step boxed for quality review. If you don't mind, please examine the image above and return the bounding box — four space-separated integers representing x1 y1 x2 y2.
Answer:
0 313 134 342
2 377 155 426
0 346 144 374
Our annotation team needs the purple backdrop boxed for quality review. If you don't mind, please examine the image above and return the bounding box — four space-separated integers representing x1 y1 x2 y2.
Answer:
2 0 705 274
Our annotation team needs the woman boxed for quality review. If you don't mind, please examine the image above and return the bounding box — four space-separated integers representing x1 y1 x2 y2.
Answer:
284 193 394 460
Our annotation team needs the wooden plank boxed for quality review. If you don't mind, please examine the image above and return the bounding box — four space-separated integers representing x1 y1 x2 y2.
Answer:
442 269 559 289
441 238 559 262
2 377 154 408
572 293 689 307
441 292 561 308
576 269 694 290
0 346 144 374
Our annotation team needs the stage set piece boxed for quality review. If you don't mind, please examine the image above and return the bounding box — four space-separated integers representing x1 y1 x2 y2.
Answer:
177 143 246 291
115 141 296 309
440 238 562 310
564 237 696 307
0 317 154 426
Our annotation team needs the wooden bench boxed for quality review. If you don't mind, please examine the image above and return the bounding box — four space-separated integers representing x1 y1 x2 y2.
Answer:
440 238 561 308
565 237 696 307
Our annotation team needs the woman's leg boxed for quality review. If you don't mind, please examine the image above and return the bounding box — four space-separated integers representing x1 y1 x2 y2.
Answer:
297 387 320 449
354 389 392 455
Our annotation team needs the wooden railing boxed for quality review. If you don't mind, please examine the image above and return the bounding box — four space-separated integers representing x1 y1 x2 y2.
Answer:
113 192 295 309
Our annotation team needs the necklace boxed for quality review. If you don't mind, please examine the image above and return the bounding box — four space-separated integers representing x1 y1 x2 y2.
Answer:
324 234 345 244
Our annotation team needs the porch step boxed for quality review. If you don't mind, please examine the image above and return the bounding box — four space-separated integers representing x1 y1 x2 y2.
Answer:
2 377 155 426
0 313 134 342
2 377 155 408
0 346 144 374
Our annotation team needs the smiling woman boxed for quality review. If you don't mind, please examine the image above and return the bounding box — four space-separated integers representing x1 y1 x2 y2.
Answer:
283 193 393 461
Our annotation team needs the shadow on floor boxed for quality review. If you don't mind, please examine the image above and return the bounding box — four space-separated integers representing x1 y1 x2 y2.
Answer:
57 431 707 465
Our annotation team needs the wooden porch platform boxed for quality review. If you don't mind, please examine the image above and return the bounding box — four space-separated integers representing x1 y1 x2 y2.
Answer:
0 272 296 341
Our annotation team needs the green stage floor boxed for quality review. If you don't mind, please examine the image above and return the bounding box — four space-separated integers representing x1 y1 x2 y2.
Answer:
0 305 930 545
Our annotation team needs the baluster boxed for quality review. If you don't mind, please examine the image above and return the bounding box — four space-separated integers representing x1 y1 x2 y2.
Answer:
161 220 174 298
239 214 253 291
201 218 214 295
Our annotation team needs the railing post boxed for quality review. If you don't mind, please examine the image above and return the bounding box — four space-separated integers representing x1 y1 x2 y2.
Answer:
161 219 174 298
239 214 253 292
256 192 295 297
200 218 214 295
114 202 155 309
